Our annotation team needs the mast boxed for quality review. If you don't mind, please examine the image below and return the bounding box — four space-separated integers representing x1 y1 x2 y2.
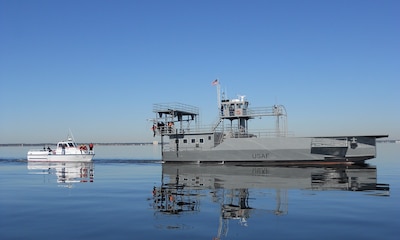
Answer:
212 79 221 110
216 82 221 109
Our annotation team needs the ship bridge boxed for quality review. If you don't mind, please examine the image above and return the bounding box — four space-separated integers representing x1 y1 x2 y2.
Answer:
219 96 288 137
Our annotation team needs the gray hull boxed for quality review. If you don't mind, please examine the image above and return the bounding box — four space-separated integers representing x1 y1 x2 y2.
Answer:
162 136 381 163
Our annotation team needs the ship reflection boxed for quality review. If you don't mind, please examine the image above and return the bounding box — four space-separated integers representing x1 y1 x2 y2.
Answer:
152 163 389 237
27 161 94 187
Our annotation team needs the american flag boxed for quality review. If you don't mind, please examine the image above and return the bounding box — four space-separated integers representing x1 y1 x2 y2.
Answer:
211 79 219 86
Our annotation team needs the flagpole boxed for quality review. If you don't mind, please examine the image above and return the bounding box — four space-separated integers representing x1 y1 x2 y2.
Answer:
216 81 221 110
212 79 221 110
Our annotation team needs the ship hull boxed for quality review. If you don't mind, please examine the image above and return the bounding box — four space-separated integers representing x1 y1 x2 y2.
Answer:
162 136 381 163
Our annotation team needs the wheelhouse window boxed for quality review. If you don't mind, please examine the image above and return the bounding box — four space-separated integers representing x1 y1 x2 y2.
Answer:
199 138 204 144
183 139 188 144
191 139 196 143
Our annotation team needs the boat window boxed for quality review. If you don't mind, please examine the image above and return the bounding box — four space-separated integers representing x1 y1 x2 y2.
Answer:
191 139 196 143
183 139 188 144
199 138 204 144
68 143 74 147
208 136 211 141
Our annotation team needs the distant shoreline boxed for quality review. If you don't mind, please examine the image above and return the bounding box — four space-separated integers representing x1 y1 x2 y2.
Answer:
0 142 158 147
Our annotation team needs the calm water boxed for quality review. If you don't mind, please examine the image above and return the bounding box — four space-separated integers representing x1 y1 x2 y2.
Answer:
0 144 398 240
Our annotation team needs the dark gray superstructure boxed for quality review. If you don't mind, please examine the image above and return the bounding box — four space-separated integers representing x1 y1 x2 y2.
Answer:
152 89 387 164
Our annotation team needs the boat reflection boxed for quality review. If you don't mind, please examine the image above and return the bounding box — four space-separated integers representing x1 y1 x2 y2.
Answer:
152 163 389 237
27 161 94 187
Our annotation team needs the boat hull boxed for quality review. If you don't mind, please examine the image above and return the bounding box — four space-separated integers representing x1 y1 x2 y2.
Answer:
27 151 94 162
161 136 381 164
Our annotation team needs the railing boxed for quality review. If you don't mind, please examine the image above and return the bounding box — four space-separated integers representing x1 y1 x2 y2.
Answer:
158 123 292 138
158 124 217 135
224 129 294 138
211 116 223 131
153 102 199 115
163 144 205 152
247 105 287 117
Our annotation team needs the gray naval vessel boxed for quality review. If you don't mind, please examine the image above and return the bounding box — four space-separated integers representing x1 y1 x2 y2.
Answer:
152 84 387 164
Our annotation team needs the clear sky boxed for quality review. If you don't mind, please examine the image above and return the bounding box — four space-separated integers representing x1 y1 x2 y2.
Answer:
1 0 399 144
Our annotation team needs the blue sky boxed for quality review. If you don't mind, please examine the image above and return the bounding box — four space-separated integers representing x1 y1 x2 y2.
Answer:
1 0 399 144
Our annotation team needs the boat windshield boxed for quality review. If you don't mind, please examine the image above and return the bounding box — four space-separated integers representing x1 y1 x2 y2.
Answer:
57 142 76 148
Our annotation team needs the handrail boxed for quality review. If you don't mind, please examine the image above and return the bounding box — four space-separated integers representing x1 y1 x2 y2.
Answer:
153 102 199 115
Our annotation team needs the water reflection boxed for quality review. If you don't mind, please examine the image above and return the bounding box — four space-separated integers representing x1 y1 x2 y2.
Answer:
152 163 389 237
27 161 94 187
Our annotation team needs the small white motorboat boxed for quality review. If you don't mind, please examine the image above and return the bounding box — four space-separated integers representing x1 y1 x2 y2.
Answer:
27 136 94 162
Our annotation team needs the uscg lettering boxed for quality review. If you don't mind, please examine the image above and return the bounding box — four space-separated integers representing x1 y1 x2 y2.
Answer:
252 153 268 159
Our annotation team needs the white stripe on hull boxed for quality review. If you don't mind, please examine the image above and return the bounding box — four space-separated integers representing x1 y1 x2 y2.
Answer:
27 154 94 162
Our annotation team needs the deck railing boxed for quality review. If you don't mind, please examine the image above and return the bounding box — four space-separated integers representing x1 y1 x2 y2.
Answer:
153 102 199 115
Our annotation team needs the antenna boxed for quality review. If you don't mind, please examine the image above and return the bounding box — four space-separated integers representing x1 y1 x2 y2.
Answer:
68 129 75 142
